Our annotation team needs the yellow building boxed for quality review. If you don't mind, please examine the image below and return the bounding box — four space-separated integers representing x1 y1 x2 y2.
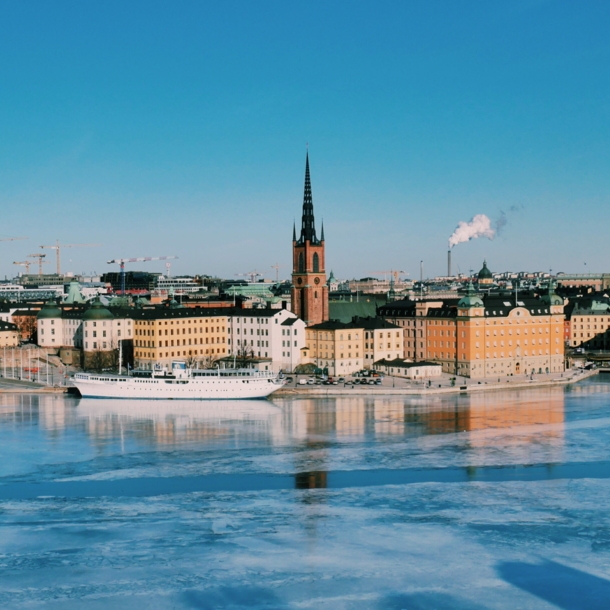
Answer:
131 307 229 369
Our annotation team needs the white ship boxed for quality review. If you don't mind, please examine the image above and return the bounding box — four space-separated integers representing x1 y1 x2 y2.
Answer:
72 361 285 400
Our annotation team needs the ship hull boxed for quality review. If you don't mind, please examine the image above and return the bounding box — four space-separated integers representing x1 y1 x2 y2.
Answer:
72 374 283 400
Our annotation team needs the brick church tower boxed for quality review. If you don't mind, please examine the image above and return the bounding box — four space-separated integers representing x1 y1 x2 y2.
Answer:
291 153 329 325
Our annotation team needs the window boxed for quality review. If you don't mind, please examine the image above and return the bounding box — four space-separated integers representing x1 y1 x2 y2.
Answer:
313 252 319 273
298 252 304 273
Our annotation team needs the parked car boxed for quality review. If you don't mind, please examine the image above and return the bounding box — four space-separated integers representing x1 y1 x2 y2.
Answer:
368 379 376 385
285 377 293 383
299 379 308 385
375 379 382 385
338 377 345 382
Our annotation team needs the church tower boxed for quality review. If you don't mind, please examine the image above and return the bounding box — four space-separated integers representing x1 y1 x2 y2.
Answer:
291 152 329 325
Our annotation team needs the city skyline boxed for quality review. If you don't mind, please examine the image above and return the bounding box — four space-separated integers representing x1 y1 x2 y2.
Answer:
1 1 609 280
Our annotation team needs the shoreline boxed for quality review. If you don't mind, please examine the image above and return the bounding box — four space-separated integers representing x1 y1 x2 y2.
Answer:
273 369 600 398
0 369 600 397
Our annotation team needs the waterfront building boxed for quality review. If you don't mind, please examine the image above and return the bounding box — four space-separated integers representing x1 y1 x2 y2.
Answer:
227 307 306 372
131 306 228 370
378 281 565 378
291 153 329 326
304 319 365 376
373 359 442 379
359 317 404 366
566 297 610 350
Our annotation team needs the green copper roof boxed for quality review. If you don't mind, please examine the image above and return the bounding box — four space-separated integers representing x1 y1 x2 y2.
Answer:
37 300 62 319
477 260 493 280
458 282 484 308
83 299 114 321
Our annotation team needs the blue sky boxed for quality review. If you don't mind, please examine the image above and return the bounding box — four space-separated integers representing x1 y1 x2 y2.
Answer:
0 1 609 281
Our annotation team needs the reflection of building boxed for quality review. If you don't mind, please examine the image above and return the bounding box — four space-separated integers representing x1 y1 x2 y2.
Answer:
379 280 565 378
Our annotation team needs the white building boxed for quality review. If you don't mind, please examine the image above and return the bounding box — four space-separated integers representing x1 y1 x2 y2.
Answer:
228 308 306 372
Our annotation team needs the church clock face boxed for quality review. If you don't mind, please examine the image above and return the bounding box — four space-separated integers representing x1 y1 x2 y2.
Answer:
314 277 320 285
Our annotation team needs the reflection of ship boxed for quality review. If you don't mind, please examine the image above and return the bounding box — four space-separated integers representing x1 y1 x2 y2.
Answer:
73 361 285 400
77 398 288 446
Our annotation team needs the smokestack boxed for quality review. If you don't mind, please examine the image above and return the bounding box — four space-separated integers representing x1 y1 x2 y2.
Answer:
447 249 451 277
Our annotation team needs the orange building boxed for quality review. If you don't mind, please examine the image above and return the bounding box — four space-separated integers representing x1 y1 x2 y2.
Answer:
379 282 565 379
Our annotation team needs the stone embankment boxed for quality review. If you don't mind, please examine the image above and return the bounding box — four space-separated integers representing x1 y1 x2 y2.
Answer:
274 369 600 398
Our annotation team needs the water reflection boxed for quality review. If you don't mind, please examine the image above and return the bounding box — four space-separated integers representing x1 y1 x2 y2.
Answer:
76 398 287 448
0 384 585 456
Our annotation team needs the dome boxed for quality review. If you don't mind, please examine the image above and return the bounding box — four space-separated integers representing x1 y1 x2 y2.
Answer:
477 260 493 280
83 299 114 321
37 300 62 319
458 282 484 308
541 281 564 307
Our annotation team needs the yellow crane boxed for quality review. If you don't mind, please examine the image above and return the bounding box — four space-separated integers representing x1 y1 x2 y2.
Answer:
40 241 101 275
370 270 406 283
13 260 31 274
270 263 283 282
27 253 48 275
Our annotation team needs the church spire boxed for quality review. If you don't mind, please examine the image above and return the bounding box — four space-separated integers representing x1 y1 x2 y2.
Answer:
320 219 325 241
299 152 318 244
292 221 296 242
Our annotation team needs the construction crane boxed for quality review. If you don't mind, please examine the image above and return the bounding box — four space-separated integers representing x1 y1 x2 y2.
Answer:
13 260 31 274
0 236 28 242
235 270 262 283
40 241 102 275
27 253 47 275
1 238 28 275
270 263 283 282
107 256 178 294
371 270 407 282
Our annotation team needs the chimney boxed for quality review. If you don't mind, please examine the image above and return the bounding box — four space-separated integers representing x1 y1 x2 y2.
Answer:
448 249 452 277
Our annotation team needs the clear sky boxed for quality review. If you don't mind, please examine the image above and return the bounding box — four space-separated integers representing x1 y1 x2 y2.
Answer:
1 1 609 282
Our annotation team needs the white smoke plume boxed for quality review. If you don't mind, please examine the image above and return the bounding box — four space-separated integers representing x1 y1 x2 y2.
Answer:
448 214 496 248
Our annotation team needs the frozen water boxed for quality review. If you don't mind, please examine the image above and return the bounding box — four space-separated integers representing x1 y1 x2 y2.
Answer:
1 379 610 608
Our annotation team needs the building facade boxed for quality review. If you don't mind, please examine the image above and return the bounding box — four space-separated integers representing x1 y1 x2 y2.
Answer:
131 307 228 369
566 299 610 350
291 153 329 326
227 307 306 372
379 283 565 378
304 320 365 376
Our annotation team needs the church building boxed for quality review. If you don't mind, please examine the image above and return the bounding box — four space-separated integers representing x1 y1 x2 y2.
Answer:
291 153 329 326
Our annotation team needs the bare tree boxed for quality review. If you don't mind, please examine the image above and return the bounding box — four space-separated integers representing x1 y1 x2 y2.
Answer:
15 315 37 342
233 346 255 368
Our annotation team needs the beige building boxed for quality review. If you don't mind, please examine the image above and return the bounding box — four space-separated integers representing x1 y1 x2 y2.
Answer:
304 320 365 375
360 317 404 367
0 320 19 347
567 300 610 349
